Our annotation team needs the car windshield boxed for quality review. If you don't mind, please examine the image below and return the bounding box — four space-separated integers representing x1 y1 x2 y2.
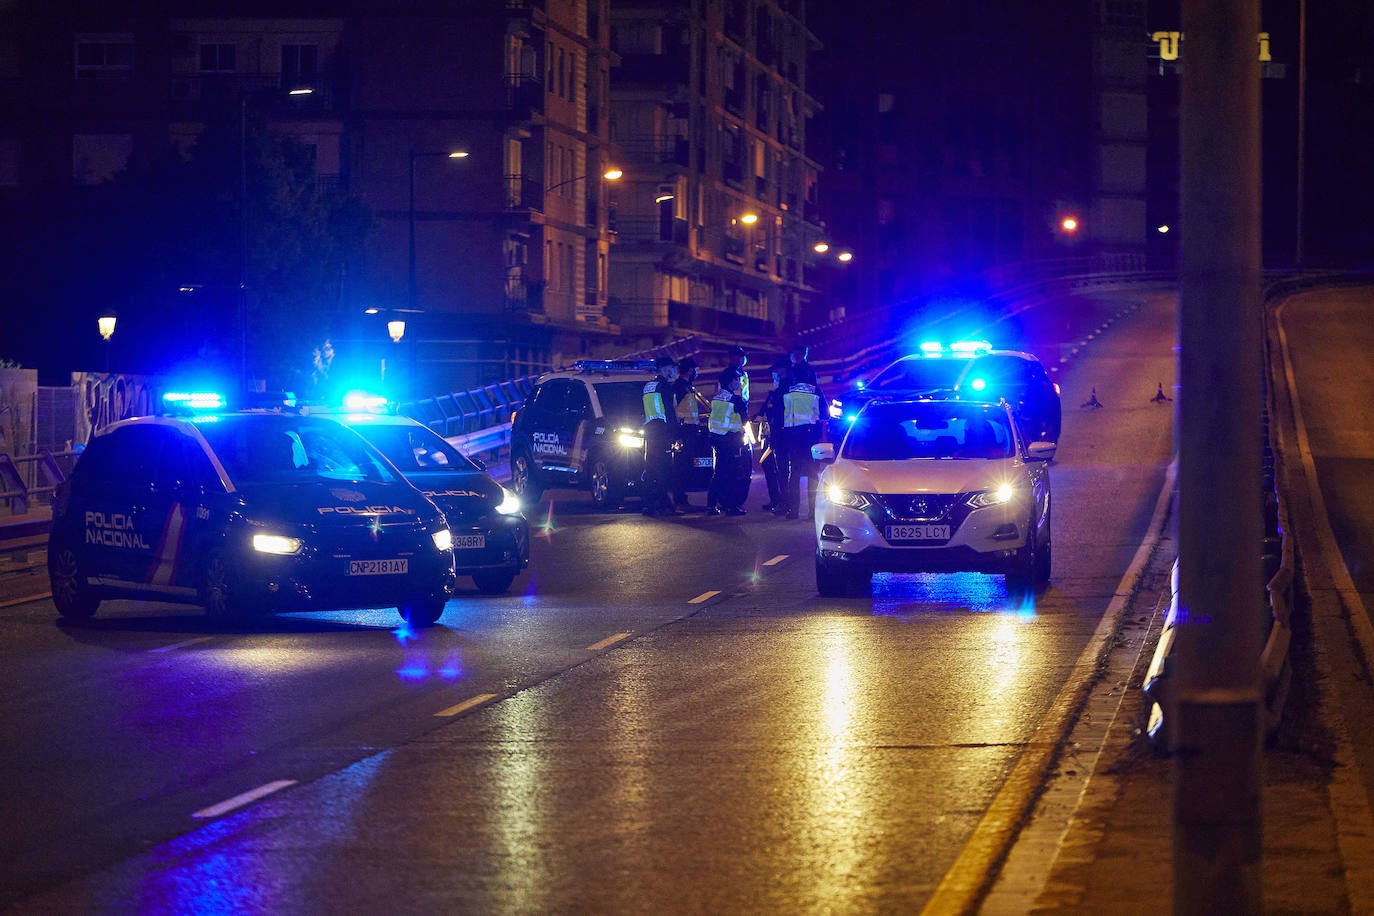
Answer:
193 415 398 486
842 402 1015 461
348 423 482 474
866 356 972 394
594 380 652 423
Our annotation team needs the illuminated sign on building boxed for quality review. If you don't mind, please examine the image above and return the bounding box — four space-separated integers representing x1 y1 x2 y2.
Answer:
1150 31 1272 63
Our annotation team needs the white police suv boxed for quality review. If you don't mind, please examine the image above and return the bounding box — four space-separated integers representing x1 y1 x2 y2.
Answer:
48 397 457 626
813 397 1055 597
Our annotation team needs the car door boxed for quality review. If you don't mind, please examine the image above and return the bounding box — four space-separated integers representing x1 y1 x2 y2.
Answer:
564 382 594 475
77 425 166 588
526 380 579 479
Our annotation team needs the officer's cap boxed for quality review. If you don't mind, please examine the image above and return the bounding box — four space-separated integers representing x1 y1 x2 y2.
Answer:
718 369 742 388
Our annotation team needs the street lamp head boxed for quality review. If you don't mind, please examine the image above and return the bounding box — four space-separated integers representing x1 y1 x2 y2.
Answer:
837 250 854 263
98 313 117 341
287 87 314 96
448 150 470 159
602 168 623 181
740 213 759 225
387 319 406 343
813 241 830 254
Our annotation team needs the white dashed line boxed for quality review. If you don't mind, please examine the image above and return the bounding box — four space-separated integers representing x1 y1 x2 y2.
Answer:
587 632 631 651
762 555 788 566
192 780 297 819
434 692 498 718
149 637 214 653
688 590 721 604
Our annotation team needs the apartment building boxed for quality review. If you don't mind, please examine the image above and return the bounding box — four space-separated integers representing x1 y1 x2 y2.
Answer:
606 0 825 341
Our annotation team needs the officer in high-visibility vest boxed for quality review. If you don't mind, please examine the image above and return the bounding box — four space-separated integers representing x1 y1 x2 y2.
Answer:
755 357 790 513
726 346 750 405
705 370 750 516
777 343 826 520
641 356 680 516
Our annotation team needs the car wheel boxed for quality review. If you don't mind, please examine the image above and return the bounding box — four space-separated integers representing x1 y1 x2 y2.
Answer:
399 596 447 627
1035 510 1053 584
590 458 620 511
472 569 517 595
1006 526 1038 593
816 556 867 598
202 549 248 619
511 452 543 504
49 544 100 620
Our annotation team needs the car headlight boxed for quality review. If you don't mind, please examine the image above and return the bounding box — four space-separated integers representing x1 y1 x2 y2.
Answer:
828 399 843 419
431 529 453 552
967 483 1018 509
825 484 872 510
617 428 645 448
495 487 521 516
253 533 303 556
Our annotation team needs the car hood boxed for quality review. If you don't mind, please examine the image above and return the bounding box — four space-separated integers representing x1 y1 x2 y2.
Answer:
236 480 442 529
824 456 1023 496
399 469 510 521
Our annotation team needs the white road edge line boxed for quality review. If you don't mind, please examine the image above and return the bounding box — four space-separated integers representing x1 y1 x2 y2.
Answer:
435 692 498 718
192 779 297 820
762 555 788 567
688 590 721 604
922 455 1179 915
587 632 631 651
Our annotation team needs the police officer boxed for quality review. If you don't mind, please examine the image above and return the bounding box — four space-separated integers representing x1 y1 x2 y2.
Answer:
672 356 706 510
777 342 825 520
705 370 750 516
725 345 750 405
641 356 680 516
755 357 790 512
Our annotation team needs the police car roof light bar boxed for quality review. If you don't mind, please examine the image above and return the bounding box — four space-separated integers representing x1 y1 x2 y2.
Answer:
571 359 659 373
162 391 226 411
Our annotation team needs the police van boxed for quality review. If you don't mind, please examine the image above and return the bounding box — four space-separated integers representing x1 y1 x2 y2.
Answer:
508 360 715 510
47 395 457 626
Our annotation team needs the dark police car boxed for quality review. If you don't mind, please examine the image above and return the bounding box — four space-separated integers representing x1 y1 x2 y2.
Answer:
509 360 714 510
827 341 1063 445
330 410 530 594
48 399 457 626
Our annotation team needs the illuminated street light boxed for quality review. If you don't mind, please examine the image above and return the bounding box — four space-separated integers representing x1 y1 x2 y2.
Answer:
546 167 622 194
409 148 471 314
1060 216 1080 233
97 311 116 373
837 250 854 263
654 192 676 204
740 212 759 225
387 320 406 343
1158 224 1171 234
813 241 830 254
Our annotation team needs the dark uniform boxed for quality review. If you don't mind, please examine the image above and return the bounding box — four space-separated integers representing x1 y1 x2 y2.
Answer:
641 357 680 516
706 370 750 515
756 359 790 512
672 356 705 509
777 344 825 520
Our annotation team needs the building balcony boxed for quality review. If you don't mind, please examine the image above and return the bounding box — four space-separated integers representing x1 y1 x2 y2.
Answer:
613 216 689 245
616 134 690 168
504 173 542 211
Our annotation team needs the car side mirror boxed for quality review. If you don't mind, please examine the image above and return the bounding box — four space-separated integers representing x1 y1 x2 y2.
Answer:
812 442 836 463
1026 441 1057 462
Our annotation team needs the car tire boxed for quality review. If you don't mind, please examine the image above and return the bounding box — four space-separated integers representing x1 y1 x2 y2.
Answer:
201 549 249 619
589 458 621 511
49 544 100 620
511 452 543 504
399 596 447 627
472 569 517 595
1034 509 1053 584
817 556 866 598
1005 526 1038 594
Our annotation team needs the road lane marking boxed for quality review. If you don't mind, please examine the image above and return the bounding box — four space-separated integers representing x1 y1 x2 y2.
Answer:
192 780 297 819
434 692 498 718
0 592 51 609
587 632 630 651
762 555 787 567
688 590 720 604
149 637 214 653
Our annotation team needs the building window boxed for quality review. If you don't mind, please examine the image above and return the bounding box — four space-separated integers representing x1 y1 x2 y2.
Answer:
281 44 318 88
72 134 132 185
75 36 134 80
199 43 236 73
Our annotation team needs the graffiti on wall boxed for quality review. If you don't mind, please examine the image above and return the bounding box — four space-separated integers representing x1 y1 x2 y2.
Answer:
72 372 157 445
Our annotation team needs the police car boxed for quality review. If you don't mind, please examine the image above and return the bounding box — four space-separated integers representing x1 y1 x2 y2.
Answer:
329 407 530 594
47 395 457 626
828 341 1063 445
813 397 1055 597
509 360 715 510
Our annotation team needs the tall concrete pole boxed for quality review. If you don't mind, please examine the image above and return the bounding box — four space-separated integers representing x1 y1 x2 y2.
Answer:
1174 0 1264 912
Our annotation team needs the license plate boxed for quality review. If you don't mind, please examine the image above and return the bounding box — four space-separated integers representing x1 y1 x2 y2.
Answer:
348 558 409 576
886 525 951 541
694 457 713 467
453 535 485 549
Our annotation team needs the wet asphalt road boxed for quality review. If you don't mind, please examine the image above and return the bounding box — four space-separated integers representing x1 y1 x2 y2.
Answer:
0 287 1178 913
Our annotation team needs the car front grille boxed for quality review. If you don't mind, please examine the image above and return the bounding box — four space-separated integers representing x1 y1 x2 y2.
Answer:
875 493 958 522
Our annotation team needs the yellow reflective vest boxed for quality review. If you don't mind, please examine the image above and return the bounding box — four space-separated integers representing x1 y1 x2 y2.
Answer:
783 382 821 427
642 379 669 422
708 389 744 435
